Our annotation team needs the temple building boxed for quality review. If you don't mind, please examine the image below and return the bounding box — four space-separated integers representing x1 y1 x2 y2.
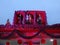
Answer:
0 10 60 45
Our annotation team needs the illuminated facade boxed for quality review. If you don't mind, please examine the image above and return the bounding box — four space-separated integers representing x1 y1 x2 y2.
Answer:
0 10 60 45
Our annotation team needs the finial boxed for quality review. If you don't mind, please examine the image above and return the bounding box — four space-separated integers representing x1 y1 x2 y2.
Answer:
5 19 11 26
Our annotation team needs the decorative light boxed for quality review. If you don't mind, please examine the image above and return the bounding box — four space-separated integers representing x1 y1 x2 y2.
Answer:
6 42 10 45
17 39 22 44
41 39 46 44
50 39 54 42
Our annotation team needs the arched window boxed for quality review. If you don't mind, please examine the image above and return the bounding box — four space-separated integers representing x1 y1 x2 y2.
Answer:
36 14 42 24
25 14 33 24
17 14 23 24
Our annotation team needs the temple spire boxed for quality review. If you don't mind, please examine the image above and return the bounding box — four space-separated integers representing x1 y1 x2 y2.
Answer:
5 19 11 26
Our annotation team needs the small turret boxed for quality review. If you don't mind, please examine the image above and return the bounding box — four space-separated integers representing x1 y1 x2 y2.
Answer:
5 19 11 26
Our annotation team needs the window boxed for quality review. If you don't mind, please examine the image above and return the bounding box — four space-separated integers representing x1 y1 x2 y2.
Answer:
36 14 42 25
17 14 23 24
25 14 33 24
